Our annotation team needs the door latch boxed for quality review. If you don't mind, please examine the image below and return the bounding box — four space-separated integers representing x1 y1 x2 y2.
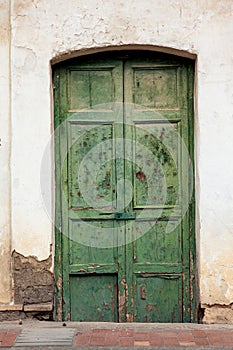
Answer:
114 212 135 220
99 211 135 219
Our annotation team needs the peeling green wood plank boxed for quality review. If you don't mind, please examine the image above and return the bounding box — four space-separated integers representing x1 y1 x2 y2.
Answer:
53 68 63 321
187 63 196 322
124 57 195 323
133 264 183 274
59 68 71 321
56 59 124 322
69 264 118 274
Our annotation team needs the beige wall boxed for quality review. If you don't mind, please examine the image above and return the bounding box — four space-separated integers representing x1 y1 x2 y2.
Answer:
0 0 233 322
0 0 12 304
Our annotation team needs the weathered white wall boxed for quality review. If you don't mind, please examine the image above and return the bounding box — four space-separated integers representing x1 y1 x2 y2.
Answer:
0 0 233 321
0 0 12 304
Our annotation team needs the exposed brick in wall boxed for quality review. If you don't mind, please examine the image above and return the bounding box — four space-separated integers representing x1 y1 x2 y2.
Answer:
12 251 54 305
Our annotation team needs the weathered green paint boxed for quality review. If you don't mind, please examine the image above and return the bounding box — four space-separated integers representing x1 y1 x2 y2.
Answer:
54 52 196 322
70 274 118 322
135 274 183 322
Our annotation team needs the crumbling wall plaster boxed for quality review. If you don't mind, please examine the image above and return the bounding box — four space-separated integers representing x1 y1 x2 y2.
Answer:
12 251 54 305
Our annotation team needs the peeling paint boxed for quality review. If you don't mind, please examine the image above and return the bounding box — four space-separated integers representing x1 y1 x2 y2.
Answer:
118 293 125 321
56 275 63 321
140 286 146 300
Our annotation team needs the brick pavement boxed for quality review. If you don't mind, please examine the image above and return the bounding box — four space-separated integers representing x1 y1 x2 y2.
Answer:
0 330 19 348
0 322 233 348
73 328 233 347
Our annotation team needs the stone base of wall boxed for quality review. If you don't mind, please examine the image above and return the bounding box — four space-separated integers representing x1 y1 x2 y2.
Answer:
1 303 233 323
0 303 53 321
202 305 233 324
12 251 54 305
0 251 55 321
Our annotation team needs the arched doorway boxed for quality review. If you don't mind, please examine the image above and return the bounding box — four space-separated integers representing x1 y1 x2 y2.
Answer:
53 50 196 322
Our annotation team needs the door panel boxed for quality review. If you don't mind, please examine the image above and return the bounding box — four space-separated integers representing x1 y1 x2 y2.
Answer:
68 123 117 211
54 53 195 322
70 274 118 322
69 67 119 109
69 220 117 267
133 220 182 264
133 67 178 109
135 274 183 322
133 122 180 208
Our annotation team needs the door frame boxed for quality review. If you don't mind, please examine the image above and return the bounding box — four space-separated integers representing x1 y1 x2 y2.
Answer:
52 49 197 322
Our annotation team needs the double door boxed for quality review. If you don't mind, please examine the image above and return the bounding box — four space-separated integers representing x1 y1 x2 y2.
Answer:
54 52 195 322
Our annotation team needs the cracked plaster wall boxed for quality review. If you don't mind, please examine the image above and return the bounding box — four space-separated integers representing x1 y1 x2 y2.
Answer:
0 0 233 322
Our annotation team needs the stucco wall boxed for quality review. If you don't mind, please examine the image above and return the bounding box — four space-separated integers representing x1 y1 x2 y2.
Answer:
0 0 233 322
0 0 11 304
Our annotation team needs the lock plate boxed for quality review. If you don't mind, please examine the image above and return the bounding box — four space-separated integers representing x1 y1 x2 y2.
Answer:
114 212 135 220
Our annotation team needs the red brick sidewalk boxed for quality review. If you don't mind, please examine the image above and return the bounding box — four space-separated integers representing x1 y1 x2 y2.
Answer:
0 330 19 348
1 323 233 348
74 328 233 347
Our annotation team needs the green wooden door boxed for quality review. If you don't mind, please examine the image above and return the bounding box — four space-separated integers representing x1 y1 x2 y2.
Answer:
54 52 195 323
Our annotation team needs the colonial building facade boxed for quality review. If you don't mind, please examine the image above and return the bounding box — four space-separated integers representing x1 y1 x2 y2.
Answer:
0 0 233 323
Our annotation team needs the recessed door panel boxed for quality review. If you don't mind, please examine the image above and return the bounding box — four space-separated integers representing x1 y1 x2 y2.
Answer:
135 275 183 322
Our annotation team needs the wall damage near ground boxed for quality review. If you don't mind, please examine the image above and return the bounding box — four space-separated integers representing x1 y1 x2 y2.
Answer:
12 251 54 306
0 251 53 320
203 305 233 324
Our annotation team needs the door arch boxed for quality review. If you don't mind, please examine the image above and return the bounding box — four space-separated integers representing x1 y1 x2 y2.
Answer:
53 50 196 322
